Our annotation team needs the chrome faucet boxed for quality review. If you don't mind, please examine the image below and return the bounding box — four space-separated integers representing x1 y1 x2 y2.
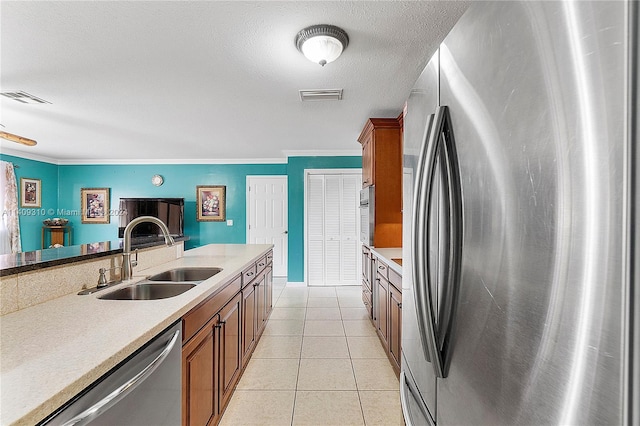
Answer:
122 216 175 280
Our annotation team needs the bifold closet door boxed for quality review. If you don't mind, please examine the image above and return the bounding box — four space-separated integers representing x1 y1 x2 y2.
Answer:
307 173 361 286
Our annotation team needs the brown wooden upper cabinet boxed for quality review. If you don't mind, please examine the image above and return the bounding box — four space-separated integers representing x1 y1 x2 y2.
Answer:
358 118 402 189
358 116 403 248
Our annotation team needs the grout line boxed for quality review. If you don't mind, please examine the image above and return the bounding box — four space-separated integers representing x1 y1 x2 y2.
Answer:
290 288 308 426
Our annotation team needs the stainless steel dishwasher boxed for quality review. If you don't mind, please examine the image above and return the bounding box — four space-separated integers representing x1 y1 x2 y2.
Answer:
40 321 181 426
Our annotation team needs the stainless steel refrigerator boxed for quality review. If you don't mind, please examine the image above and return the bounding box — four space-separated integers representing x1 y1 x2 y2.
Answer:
401 2 639 425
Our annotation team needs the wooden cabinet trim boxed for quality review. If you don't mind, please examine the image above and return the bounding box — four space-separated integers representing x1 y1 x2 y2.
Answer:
357 118 401 142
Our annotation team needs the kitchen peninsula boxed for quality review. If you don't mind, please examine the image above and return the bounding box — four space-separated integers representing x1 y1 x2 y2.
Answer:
0 243 273 426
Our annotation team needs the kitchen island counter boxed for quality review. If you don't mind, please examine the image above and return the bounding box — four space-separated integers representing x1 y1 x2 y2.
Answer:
0 244 272 426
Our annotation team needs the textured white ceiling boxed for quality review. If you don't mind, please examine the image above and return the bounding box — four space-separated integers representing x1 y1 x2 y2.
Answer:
0 1 469 163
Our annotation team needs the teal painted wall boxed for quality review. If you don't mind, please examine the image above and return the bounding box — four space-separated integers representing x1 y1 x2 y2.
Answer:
285 156 362 282
0 154 59 252
57 164 287 249
1 154 361 280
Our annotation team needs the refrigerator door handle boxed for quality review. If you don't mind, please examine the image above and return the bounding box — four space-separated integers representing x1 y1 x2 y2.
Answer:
412 113 435 364
416 105 462 379
438 105 463 374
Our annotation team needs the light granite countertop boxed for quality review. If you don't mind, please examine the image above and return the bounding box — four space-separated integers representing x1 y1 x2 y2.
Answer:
370 247 403 275
0 243 272 426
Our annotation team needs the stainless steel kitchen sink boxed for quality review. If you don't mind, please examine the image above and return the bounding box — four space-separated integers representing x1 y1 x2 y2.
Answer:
146 267 222 283
98 282 196 300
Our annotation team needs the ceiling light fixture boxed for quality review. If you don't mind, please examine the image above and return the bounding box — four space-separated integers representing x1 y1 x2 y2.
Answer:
295 24 349 67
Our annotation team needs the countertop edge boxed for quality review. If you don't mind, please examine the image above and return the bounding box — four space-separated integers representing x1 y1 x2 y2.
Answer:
370 247 403 275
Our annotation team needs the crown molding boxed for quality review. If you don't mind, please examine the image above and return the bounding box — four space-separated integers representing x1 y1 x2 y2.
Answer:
282 149 362 157
56 157 289 165
1 148 362 166
0 146 60 165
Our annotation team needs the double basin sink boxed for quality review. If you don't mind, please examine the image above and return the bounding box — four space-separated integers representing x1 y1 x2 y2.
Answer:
99 267 222 300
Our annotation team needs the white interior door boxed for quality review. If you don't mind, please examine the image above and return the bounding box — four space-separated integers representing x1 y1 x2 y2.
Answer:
305 170 361 286
247 176 288 276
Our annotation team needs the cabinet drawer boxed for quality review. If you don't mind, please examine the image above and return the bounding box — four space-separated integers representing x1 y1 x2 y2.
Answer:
266 251 273 265
183 274 242 343
389 269 402 290
242 263 258 288
376 260 389 280
256 255 268 275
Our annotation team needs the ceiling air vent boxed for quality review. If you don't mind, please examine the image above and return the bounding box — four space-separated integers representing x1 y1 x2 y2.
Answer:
299 89 343 102
1 91 51 104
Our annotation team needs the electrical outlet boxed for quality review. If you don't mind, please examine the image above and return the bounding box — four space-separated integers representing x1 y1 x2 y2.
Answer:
226 219 233 226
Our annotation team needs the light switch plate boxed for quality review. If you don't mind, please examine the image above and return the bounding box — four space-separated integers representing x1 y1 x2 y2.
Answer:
226 219 233 226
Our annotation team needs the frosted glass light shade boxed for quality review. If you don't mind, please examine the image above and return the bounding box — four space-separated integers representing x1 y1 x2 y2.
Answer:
300 36 344 66
295 25 349 67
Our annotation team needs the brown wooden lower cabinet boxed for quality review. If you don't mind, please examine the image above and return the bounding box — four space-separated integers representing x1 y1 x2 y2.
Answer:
182 250 274 426
372 257 402 376
241 281 257 368
182 314 219 426
376 272 389 347
218 293 242 410
255 273 267 337
388 281 402 370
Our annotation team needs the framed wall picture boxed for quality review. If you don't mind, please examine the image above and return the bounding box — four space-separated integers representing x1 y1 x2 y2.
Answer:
81 188 110 224
20 178 41 208
196 185 226 222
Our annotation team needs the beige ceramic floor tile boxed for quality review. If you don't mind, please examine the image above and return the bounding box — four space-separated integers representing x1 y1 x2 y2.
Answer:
307 297 339 308
279 288 309 298
340 307 371 320
338 296 366 308
219 390 295 426
347 336 388 359
263 319 305 336
275 297 308 308
303 320 345 336
269 307 307 320
359 390 405 426
236 358 300 390
292 391 364 426
351 359 400 390
301 336 349 359
343 320 378 337
307 287 337 298
297 359 357 390
305 307 341 320
253 335 303 359
335 286 362 296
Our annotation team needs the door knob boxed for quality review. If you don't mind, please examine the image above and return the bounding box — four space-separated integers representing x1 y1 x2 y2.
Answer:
283 230 288 234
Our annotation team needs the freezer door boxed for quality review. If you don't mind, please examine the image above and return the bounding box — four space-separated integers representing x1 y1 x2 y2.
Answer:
401 50 439 424
437 2 627 425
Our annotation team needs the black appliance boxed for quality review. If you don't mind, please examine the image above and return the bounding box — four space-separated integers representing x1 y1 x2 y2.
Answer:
118 198 184 238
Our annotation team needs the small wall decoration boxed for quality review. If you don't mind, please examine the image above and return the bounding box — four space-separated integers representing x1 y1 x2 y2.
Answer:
81 188 110 224
196 185 226 222
20 177 41 208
